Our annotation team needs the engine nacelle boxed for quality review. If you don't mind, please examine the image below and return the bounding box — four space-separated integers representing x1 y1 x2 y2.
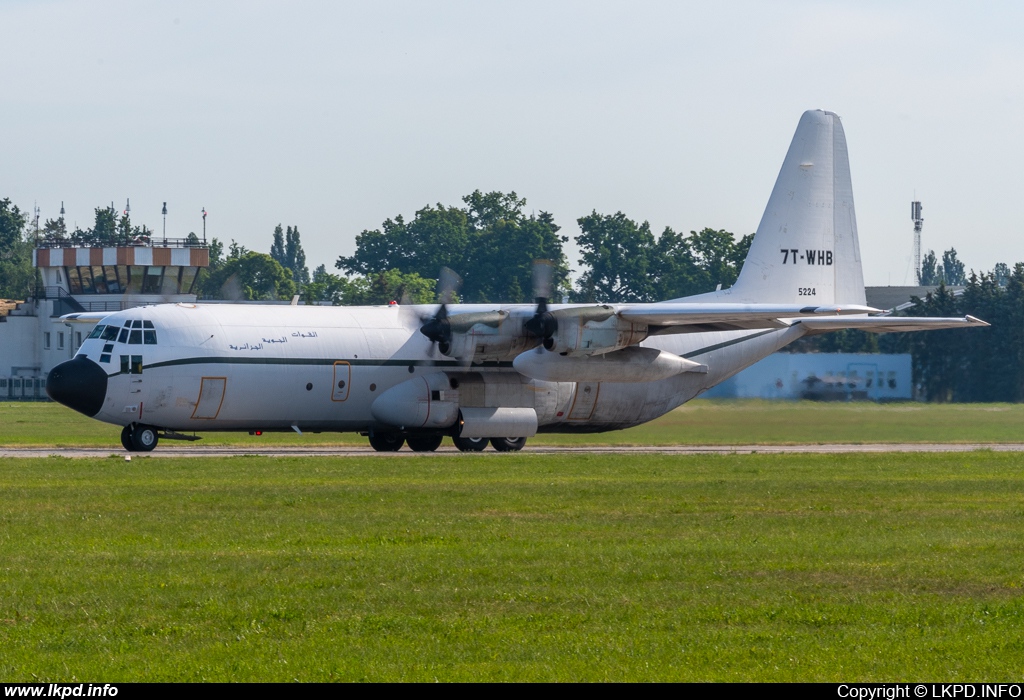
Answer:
370 372 459 430
546 306 648 357
435 310 541 362
444 331 539 363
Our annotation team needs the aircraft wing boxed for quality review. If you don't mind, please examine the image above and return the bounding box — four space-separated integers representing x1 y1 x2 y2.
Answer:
617 303 880 331
795 315 990 333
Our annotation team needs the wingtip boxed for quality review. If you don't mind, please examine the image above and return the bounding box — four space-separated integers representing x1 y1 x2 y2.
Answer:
965 315 991 327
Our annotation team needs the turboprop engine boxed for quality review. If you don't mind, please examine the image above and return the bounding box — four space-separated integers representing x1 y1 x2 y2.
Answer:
522 261 649 357
538 305 648 356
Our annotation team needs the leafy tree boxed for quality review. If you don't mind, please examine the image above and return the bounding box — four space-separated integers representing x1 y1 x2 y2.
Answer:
40 216 67 245
0 198 33 299
941 248 965 285
201 251 295 301
303 264 352 305
463 206 568 303
270 225 285 264
337 191 567 304
285 226 308 288
227 239 250 259
86 206 116 247
270 223 310 289
345 269 435 306
0 198 26 251
575 216 750 302
993 262 1010 287
919 250 939 285
574 211 658 302
651 228 752 299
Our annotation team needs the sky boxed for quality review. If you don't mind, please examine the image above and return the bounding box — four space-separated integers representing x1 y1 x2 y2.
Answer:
3 0 1022 287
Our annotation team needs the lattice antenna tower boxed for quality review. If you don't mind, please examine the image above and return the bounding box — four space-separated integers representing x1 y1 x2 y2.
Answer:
911 200 923 284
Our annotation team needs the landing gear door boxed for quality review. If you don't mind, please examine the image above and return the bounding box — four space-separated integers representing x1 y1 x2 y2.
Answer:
568 382 600 421
192 377 227 419
332 361 351 401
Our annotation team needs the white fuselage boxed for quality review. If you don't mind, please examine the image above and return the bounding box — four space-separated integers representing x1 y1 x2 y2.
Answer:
73 302 804 434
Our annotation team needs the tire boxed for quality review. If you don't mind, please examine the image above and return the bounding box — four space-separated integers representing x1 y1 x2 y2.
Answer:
130 424 158 452
407 435 443 452
490 437 526 452
452 436 488 452
368 433 404 452
120 425 134 451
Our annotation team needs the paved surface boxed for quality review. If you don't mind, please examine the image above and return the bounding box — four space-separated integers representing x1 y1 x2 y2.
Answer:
4 444 1024 458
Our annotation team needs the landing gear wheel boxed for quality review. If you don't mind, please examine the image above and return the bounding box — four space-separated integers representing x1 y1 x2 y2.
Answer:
407 435 444 452
368 433 404 452
130 424 158 452
453 436 488 452
490 437 526 452
121 425 134 451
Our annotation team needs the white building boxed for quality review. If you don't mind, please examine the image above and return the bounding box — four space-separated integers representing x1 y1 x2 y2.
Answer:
702 352 913 401
0 241 208 399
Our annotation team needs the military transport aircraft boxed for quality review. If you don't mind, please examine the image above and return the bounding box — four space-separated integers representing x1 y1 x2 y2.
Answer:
47 110 987 452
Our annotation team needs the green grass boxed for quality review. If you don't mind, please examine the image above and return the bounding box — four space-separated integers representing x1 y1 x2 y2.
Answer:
3 400 1024 447
2 452 1024 681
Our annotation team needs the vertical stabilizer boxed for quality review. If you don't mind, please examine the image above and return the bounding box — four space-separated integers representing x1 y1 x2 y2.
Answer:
714 109 866 306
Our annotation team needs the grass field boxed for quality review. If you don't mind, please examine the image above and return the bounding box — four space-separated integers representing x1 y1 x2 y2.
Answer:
4 399 1024 447
2 452 1024 681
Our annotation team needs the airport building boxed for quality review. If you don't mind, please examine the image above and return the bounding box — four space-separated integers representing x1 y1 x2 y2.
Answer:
0 240 208 399
702 352 913 401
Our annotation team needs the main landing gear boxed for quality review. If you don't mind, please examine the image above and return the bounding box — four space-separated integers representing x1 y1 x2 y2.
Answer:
452 436 526 452
367 433 527 453
121 424 159 452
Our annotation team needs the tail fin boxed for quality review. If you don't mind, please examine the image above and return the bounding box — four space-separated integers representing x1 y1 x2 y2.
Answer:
707 109 866 306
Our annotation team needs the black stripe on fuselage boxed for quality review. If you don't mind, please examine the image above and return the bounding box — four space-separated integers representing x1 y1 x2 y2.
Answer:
680 329 777 359
106 328 781 377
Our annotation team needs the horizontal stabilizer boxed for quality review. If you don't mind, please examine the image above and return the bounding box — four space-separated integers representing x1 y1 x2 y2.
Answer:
60 312 116 323
796 315 989 334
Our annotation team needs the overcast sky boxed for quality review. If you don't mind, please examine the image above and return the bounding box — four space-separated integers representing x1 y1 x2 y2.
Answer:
4 0 1022 287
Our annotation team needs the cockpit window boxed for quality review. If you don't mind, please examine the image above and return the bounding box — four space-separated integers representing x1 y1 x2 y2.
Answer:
129 330 142 344
100 325 119 341
143 320 154 329
118 328 129 343
88 325 105 340
144 330 157 344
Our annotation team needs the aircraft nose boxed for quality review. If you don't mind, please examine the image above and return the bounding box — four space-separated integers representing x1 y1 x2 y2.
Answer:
46 356 108 417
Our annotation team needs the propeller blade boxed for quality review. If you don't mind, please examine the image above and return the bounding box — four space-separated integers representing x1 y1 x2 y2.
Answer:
532 259 554 303
437 266 462 305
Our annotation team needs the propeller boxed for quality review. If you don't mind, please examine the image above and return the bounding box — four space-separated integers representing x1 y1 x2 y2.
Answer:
524 259 557 343
419 267 462 355
524 259 615 350
413 268 507 360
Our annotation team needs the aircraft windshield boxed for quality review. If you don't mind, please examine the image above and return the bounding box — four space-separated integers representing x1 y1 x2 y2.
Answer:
112 319 159 345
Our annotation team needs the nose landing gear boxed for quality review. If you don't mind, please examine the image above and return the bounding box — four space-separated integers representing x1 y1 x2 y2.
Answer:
121 424 159 452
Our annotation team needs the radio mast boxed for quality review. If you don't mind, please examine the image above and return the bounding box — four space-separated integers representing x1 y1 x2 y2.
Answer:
911 200 923 284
